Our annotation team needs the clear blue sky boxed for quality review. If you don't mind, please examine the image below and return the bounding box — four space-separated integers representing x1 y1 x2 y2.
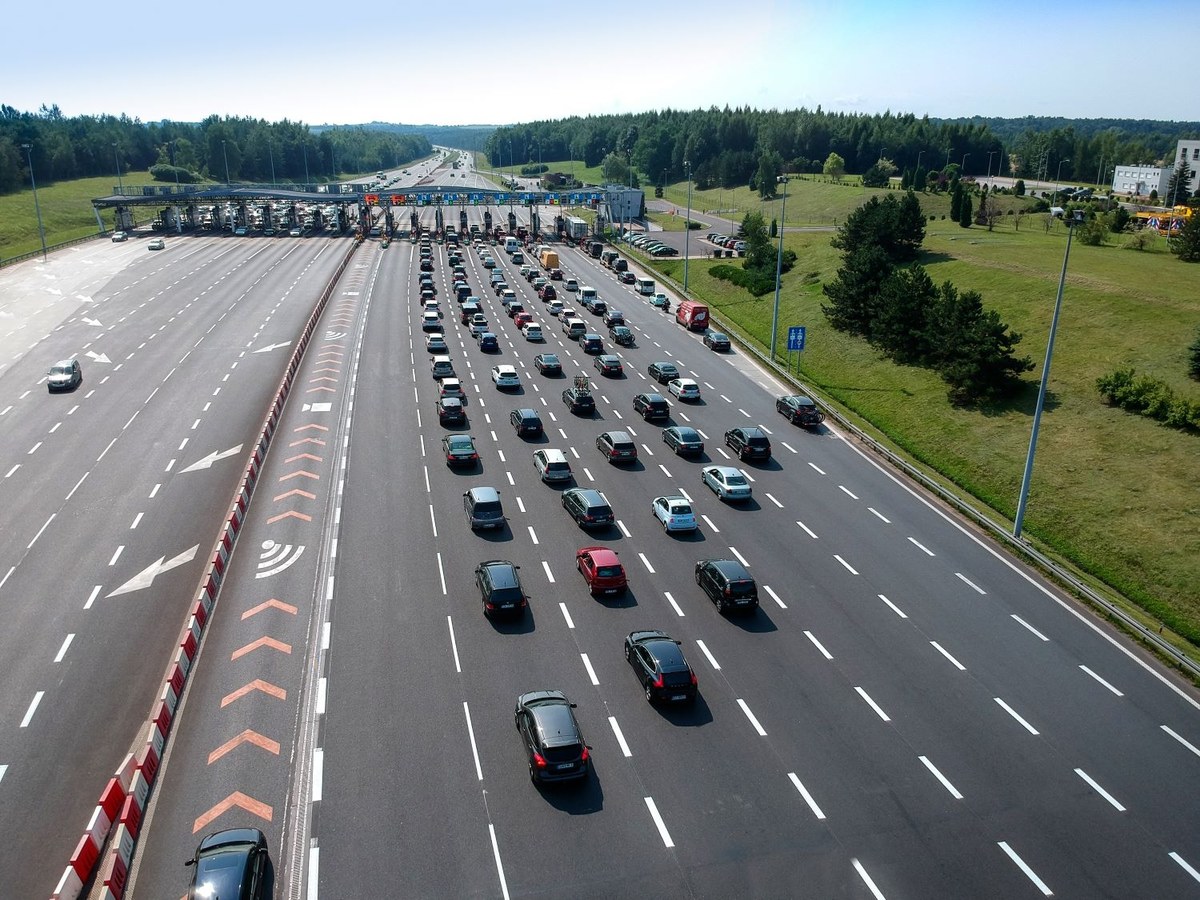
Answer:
4 0 1193 127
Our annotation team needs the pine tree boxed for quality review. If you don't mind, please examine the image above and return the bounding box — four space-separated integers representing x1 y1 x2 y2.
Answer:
873 265 938 364
913 166 927 193
1188 327 1200 380
1172 208 1200 262
959 194 973 228
950 182 963 221
821 244 893 339
1166 158 1194 207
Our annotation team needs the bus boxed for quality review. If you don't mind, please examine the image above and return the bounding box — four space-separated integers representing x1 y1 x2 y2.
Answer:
635 277 656 296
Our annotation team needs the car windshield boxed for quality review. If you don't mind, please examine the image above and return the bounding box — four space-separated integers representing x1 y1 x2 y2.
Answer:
596 565 623 577
670 503 692 515
50 366 72 376
193 848 248 897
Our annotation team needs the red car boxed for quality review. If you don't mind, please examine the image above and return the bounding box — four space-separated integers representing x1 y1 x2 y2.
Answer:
513 311 534 328
576 546 628 596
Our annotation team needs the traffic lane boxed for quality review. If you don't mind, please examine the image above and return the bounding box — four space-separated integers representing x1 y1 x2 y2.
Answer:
129 245 373 896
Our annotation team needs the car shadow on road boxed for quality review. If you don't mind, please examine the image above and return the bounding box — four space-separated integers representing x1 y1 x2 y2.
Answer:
594 587 639 609
538 770 605 814
744 457 784 473
723 498 763 513
666 528 708 544
657 693 715 727
728 606 778 634
490 607 536 635
474 526 514 544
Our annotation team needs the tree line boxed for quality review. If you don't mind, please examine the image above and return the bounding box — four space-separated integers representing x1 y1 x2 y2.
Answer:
0 105 432 194
486 107 1199 196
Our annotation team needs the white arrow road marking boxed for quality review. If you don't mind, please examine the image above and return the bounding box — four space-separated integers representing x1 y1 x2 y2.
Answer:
107 545 199 597
81 317 104 327
85 351 112 364
180 444 243 473
253 341 293 353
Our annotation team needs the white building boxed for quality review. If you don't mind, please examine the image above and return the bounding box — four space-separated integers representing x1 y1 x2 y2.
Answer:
604 186 644 222
1112 163 1171 198
1169 139 1200 201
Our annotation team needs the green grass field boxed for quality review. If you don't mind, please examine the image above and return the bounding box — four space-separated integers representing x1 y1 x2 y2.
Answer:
640 190 1200 651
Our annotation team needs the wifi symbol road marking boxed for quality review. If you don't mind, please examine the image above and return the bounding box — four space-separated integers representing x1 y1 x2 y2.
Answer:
255 539 305 579
324 330 347 340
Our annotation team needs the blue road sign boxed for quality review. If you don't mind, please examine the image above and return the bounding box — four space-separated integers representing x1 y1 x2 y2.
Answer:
787 326 807 352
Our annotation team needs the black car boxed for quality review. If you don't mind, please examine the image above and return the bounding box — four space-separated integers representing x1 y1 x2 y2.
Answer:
561 487 614 528
596 430 638 463
442 433 479 467
662 425 704 455
776 394 825 428
724 426 772 461
609 325 635 347
695 558 759 614
647 361 680 384
625 631 698 704
477 332 499 352
476 559 527 618
603 310 625 327
588 300 608 316
562 387 595 415
580 333 604 354
534 353 562 376
633 392 670 422
510 407 544 438
514 690 590 784
593 354 623 377
185 828 269 900
703 331 731 352
436 397 466 424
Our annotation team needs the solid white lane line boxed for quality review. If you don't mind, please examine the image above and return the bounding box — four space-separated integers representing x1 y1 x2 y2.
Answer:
839 485 859 500
1075 768 1125 811
852 859 887 900
1171 852 1200 884
447 617 461 673
998 841 1053 897
796 520 819 539
920 755 963 799
54 634 75 663
879 594 908 618
638 552 655 574
851 685 891 720
765 492 783 508
1011 614 1049 641
908 536 935 556
580 653 600 685
664 591 685 616
489 825 511 900
559 602 575 629
808 462 826 475
437 552 447 595
930 641 966 671
994 697 1039 735
1079 666 1123 697
956 572 987 594
834 554 858 575
788 773 826 820
737 698 768 736
542 560 555 583
868 507 891 523
20 691 44 727
463 702 483 781
802 633 833 661
763 585 787 609
700 514 719 533
609 717 633 757
695 640 721 670
316 678 327 715
311 748 324 802
644 797 675 848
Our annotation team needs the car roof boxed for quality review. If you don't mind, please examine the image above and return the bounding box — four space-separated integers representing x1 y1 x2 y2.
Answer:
479 559 519 585
515 407 539 417
601 430 633 443
537 448 568 462
656 494 690 507
704 558 753 579
639 392 667 402
666 425 700 438
652 360 677 368
707 464 743 477
467 486 500 501
494 364 516 373
567 487 607 504
579 545 620 565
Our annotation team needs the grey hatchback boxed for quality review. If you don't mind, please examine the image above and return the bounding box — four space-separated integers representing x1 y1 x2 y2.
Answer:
514 690 591 784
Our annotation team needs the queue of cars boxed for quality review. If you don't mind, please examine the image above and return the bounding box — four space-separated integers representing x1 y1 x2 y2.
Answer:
415 228 825 791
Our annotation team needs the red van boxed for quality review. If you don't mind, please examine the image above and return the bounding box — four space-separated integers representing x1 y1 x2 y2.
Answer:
676 300 710 331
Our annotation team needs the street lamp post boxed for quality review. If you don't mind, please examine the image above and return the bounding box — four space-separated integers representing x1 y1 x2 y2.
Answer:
269 143 276 186
987 150 998 182
1015 211 1083 539
21 143 48 261
169 140 182 233
961 152 970 176
303 144 310 185
768 175 790 363
683 160 693 292
916 149 925 190
945 148 952 169
222 140 231 186
1055 157 1070 197
113 142 124 194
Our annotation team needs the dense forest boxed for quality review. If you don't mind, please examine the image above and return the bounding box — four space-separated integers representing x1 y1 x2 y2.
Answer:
0 105 432 194
484 108 1200 191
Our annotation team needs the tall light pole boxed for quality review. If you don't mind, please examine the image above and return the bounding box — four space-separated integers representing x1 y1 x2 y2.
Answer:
961 152 970 176
945 147 952 169
1055 157 1070 197
1015 211 1083 539
768 175 790 362
986 150 998 182
21 143 48 261
303 143 310 185
222 140 231 186
269 142 276 186
169 139 182 233
879 147 887 162
916 149 925 190
683 159 693 292
113 142 124 194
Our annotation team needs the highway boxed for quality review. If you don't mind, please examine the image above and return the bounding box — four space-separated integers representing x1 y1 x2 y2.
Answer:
2 150 1197 899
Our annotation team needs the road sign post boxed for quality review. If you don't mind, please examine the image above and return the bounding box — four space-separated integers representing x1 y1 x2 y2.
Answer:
787 326 806 375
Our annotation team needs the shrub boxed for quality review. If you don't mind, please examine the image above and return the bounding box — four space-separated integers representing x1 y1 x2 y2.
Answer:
1096 366 1200 433
711 264 776 296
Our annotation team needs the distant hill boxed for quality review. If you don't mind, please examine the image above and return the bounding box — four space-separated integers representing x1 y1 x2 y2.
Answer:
314 122 497 150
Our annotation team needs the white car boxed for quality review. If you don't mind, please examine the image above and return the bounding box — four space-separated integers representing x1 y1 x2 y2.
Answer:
652 495 698 533
491 365 521 390
147 238 165 250
111 231 128 242
546 300 564 317
522 323 543 341
557 307 577 321
701 465 752 501
425 332 448 353
422 301 442 318
564 279 579 292
667 378 701 401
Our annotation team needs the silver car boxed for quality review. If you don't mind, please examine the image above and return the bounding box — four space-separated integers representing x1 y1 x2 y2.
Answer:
701 465 752 502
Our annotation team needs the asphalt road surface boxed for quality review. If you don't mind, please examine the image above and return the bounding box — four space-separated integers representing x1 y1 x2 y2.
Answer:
3 151 1198 899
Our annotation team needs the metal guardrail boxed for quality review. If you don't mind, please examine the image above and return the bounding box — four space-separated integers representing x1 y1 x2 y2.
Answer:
633 243 1200 682
0 231 107 269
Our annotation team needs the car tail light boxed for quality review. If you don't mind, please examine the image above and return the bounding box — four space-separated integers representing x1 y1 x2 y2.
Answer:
724 586 732 596
532 752 547 769
584 514 594 522
690 672 699 686
652 674 664 689
485 602 495 610
580 746 590 762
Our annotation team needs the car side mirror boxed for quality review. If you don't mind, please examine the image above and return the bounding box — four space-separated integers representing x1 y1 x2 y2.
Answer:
184 858 196 868
569 702 578 708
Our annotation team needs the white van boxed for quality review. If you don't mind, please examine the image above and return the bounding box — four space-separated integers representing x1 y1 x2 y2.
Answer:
579 285 598 305
504 236 521 254
563 318 587 339
635 277 656 295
